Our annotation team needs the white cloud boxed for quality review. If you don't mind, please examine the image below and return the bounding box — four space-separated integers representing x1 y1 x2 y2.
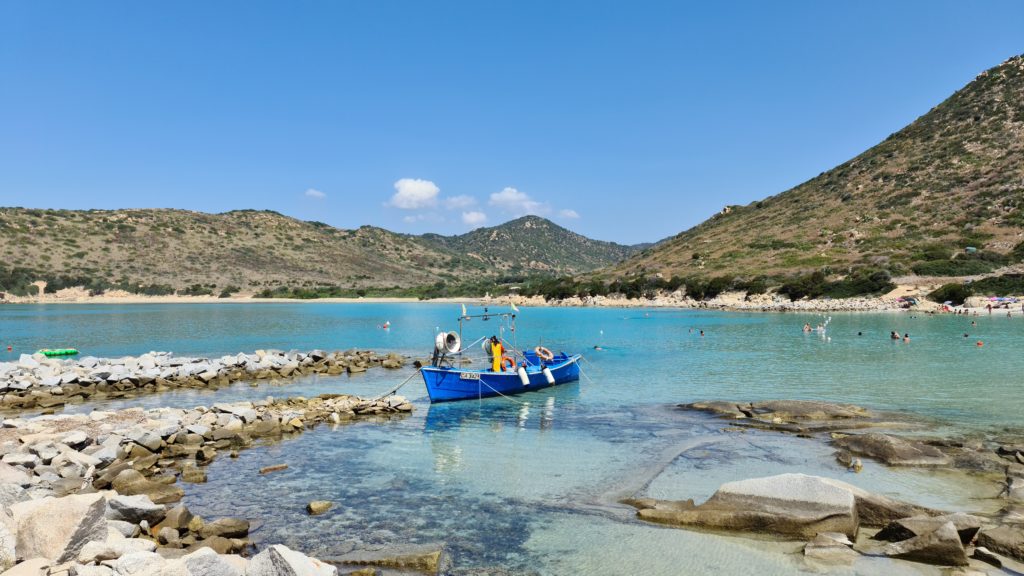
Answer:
462 211 487 227
444 195 477 210
488 187 550 216
558 208 580 219
389 178 439 209
304 188 326 199
402 213 444 224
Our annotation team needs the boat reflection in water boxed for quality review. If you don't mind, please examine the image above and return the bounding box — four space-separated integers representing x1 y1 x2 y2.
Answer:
423 384 579 475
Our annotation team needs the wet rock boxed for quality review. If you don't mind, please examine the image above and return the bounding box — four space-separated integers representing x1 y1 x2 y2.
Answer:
110 469 183 504
872 513 982 545
976 525 1024 562
332 544 447 574
634 473 858 539
260 464 288 475
803 532 857 564
882 521 968 566
248 544 337 576
972 546 1003 568
180 465 207 484
816 476 937 527
159 506 193 533
11 492 108 563
306 501 332 516
105 494 166 526
832 433 951 466
198 518 249 539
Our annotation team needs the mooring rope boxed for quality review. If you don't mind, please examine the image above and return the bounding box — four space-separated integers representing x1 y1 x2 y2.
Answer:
477 377 532 406
371 367 423 402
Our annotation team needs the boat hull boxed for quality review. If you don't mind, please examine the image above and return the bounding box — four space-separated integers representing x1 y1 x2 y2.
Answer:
421 354 581 403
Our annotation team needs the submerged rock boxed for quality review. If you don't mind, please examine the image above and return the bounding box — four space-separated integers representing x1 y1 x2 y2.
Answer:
634 473 859 539
803 532 857 564
832 433 952 467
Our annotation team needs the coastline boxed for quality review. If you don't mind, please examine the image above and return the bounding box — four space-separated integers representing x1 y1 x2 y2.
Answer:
0 287 946 313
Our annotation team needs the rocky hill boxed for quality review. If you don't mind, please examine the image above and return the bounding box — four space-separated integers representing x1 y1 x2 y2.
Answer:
0 208 637 295
418 215 640 275
607 54 1024 281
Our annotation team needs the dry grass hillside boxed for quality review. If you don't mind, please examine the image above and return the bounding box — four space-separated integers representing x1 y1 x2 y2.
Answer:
0 209 638 295
609 54 1024 281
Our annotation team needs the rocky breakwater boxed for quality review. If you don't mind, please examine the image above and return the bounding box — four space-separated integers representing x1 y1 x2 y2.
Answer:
0 393 413 575
0 349 407 412
635 399 1024 571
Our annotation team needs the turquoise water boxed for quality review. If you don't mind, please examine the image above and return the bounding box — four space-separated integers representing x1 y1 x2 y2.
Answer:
2 303 1021 574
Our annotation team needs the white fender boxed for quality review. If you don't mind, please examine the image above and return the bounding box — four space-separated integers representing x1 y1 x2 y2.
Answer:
517 366 530 386
542 367 555 384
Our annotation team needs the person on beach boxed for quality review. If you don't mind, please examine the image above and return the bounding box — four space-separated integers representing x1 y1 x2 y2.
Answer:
489 336 504 372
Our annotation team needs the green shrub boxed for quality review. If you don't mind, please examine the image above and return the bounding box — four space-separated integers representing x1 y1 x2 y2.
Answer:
911 258 996 276
927 283 973 305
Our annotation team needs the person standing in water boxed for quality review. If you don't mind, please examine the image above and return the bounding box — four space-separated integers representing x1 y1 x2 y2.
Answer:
489 336 504 372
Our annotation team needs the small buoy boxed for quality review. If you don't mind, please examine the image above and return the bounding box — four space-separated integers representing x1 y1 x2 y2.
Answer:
976 341 984 347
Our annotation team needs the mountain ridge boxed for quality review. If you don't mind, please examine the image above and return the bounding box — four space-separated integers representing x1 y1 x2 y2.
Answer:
0 207 641 296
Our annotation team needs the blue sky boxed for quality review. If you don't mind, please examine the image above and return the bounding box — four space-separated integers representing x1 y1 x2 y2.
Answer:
1 1 1021 245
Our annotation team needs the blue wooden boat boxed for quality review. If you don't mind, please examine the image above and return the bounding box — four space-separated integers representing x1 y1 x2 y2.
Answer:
421 307 581 403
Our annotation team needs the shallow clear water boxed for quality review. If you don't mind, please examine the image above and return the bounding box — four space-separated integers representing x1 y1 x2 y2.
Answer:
2 303 1021 574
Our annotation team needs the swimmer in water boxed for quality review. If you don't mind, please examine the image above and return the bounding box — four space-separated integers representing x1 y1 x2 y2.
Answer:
803 323 812 333
903 333 910 343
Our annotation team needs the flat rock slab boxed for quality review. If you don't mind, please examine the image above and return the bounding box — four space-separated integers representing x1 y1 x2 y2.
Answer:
248 544 337 576
833 433 952 466
330 543 448 574
635 473 858 539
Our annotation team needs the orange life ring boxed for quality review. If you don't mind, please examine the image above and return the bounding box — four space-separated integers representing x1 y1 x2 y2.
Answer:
501 356 515 371
535 346 554 361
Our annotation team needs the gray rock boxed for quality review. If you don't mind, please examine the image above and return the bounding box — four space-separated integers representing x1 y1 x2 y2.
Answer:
0 462 34 486
108 550 168 575
248 544 337 576
883 521 968 566
976 525 1024 562
125 430 162 452
872 513 982 545
817 476 939 527
105 494 166 525
107 520 140 539
181 547 242 576
71 564 114 575
0 483 29 510
972 546 1003 568
78 534 156 563
803 532 857 564
0 522 15 571
635 473 858 539
62 431 90 450
833 433 951 466
11 492 109 563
